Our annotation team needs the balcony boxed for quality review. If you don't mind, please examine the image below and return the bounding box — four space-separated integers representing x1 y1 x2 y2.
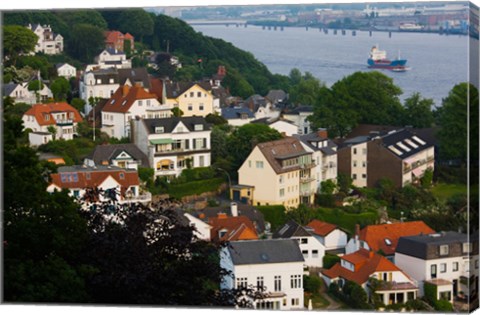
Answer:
403 156 434 174
119 192 152 205
300 162 316 169
300 176 315 184
56 119 74 126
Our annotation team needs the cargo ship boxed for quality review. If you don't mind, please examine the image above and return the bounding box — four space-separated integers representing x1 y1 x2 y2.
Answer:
367 45 409 71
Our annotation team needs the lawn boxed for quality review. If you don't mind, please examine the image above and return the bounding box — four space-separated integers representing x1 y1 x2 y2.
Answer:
257 205 287 231
431 183 468 201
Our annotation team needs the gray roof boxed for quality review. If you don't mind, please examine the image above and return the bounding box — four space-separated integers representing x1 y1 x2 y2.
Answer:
273 220 312 238
86 144 149 168
105 48 126 55
265 89 287 104
287 105 313 115
58 165 137 173
142 116 211 134
118 68 150 89
221 107 254 120
3 83 19 96
294 132 338 156
165 81 212 99
227 239 304 265
380 129 433 159
396 232 469 260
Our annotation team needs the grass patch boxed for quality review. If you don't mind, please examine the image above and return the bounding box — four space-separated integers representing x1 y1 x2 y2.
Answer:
152 177 225 199
315 208 378 235
431 183 468 201
305 292 330 309
257 205 287 231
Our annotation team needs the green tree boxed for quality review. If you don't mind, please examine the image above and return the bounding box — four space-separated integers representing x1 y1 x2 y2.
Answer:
47 125 57 141
205 113 227 126
64 10 108 29
3 25 38 66
71 98 86 113
337 173 353 194
420 168 434 188
171 107 184 117
285 204 316 225
436 83 479 163
403 92 434 128
117 9 154 42
67 24 105 63
50 77 70 101
289 71 324 105
320 179 336 194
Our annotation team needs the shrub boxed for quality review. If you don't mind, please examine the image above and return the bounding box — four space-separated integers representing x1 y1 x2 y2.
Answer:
434 299 453 311
323 253 340 269
316 193 335 207
303 275 322 294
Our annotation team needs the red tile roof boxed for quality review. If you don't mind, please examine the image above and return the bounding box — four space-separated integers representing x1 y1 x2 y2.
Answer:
208 215 258 242
50 168 140 196
322 248 404 285
124 33 134 40
359 221 435 256
24 102 83 126
149 78 164 100
105 31 124 44
102 85 158 113
307 219 337 236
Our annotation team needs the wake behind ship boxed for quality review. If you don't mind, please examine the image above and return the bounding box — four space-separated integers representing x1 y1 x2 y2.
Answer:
367 45 408 71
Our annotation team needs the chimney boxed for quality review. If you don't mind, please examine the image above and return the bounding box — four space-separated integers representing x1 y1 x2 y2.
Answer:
355 224 360 238
231 202 238 217
217 213 227 219
317 128 328 139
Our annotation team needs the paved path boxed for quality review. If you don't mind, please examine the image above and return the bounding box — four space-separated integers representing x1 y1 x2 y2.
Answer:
309 269 342 310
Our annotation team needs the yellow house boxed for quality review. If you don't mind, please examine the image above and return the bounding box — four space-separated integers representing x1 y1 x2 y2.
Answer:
165 82 214 117
238 137 316 208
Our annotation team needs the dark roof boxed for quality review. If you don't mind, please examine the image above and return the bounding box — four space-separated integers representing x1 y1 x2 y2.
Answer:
142 116 212 134
86 144 149 168
89 68 119 84
118 68 150 89
396 232 469 260
265 90 287 104
294 132 338 156
344 124 400 139
273 220 312 238
257 137 311 174
287 105 313 115
379 129 433 159
227 239 304 265
195 204 265 234
221 107 254 120
104 48 126 55
3 83 19 96
165 81 212 99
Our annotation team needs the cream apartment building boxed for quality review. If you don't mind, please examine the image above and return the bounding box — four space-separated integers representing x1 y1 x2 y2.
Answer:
238 137 316 208
165 82 214 117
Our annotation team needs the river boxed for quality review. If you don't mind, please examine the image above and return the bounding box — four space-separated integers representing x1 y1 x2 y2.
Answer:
194 24 472 107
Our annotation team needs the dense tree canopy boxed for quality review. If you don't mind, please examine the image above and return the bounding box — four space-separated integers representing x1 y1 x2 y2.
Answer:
3 25 38 66
402 92 435 128
66 23 105 63
117 9 154 42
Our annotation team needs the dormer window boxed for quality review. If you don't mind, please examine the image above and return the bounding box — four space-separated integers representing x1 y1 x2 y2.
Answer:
121 100 127 106
219 229 228 239
119 173 125 180
111 99 116 105
463 242 472 253
44 114 50 121
384 238 392 246
194 124 204 131
439 245 449 256
155 127 164 134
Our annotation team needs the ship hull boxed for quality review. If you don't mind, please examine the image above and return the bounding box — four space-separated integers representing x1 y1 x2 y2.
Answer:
367 58 407 69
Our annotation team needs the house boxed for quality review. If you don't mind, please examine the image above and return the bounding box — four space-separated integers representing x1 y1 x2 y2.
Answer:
105 30 134 52
3 83 34 104
209 213 258 242
183 212 212 241
237 137 316 207
294 129 338 191
321 248 419 306
87 48 132 71
56 63 76 79
265 89 288 107
164 81 215 117
395 231 478 301
251 117 298 137
221 106 255 126
273 220 326 268
47 165 151 204
220 239 305 310
337 129 435 188
345 221 436 261
22 102 83 146
132 116 212 179
80 67 151 113
283 106 314 135
84 143 149 170
245 94 279 120
306 219 348 253
27 24 63 54
195 202 266 235
101 85 172 139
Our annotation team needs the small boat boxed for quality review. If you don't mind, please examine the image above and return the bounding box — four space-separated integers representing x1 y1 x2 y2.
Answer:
367 45 408 71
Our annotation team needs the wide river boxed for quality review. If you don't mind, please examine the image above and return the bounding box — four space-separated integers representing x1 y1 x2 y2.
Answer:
194 24 471 107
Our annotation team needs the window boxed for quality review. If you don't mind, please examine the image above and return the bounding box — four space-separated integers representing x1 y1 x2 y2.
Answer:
274 276 281 291
362 148 367 155
279 188 285 197
353 160 357 167
248 160 252 168
301 238 308 244
431 264 437 279
291 298 300 306
312 250 319 258
353 148 357 154
188 105 193 111
291 275 301 289
362 161 366 167
302 250 308 258
440 263 447 273
73 190 80 197
352 174 357 180
155 127 164 134
138 100 143 106
194 138 204 149
147 100 151 106
190 92 194 97
439 245 449 256
279 175 284 184
362 174 367 179
236 277 247 289
256 161 264 169
256 276 264 289
453 262 459 272
194 124 204 131
463 243 472 253
199 105 204 111
199 156 205 167
476 260 479 269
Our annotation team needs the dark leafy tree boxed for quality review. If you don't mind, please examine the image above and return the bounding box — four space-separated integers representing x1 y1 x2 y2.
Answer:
337 173 353 194
155 52 177 78
71 98 86 113
66 24 105 63
285 204 316 225
50 77 70 101
402 92 434 128
205 113 228 126
117 9 154 42
3 25 38 66
60 10 108 29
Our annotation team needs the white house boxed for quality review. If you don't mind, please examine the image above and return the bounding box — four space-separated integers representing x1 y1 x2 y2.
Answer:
56 63 76 79
86 48 132 71
322 248 419 306
47 165 151 204
221 106 255 127
3 83 34 104
273 220 326 268
395 231 477 301
27 24 63 55
84 143 149 170
295 129 338 192
220 239 305 310
183 212 212 241
22 102 83 146
252 117 299 137
306 219 348 253
283 106 314 135
101 85 172 139
132 116 212 179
